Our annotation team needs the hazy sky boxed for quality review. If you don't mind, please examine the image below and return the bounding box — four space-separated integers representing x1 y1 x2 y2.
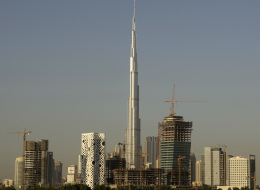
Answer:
1 0 260 180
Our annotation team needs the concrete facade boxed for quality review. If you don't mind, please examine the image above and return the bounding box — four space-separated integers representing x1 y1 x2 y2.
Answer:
201 147 225 186
81 133 106 189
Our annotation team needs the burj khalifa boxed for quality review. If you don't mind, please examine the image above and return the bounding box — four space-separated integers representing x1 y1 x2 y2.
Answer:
125 2 141 169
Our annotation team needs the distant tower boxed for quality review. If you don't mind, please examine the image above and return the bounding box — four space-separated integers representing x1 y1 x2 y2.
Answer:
14 157 23 189
54 161 63 187
47 152 55 187
190 152 196 183
81 133 106 189
196 160 202 184
201 147 225 186
125 0 141 169
78 155 82 176
143 136 158 168
114 142 122 157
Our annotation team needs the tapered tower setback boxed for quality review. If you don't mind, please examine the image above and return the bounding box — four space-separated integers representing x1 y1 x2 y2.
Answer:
125 4 141 169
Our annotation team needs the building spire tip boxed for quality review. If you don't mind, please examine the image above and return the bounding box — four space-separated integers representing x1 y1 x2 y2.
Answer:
134 0 135 18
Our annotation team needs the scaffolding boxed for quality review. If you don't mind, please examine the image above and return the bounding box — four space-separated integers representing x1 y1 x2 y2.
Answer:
158 115 192 186
112 168 164 186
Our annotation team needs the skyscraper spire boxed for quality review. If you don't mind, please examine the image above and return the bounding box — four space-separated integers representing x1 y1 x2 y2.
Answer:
125 0 141 169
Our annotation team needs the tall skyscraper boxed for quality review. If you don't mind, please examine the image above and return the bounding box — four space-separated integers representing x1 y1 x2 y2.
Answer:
228 155 255 190
158 115 192 186
201 147 225 186
125 1 141 169
14 157 23 189
143 136 158 168
81 133 106 189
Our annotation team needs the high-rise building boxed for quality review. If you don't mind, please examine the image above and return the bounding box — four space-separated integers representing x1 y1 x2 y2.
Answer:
54 161 63 187
14 157 23 189
195 160 202 185
78 155 81 176
190 152 196 183
24 139 49 188
67 165 77 184
228 155 255 190
201 147 225 186
143 136 158 168
125 2 141 169
81 133 106 189
114 142 122 157
47 152 55 187
158 115 192 186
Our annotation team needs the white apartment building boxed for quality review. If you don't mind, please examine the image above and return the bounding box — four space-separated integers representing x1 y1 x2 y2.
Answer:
67 165 77 184
81 133 105 189
229 155 255 189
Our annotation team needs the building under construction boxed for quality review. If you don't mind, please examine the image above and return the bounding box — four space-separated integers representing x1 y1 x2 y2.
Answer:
25 140 51 188
112 168 164 186
106 157 126 184
158 115 192 186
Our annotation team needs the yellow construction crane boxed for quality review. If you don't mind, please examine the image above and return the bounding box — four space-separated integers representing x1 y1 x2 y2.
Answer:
164 84 205 116
9 128 31 190
178 155 186 187
246 172 259 190
218 144 227 186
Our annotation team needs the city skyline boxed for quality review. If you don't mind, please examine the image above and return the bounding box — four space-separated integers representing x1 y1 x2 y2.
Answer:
1 0 260 180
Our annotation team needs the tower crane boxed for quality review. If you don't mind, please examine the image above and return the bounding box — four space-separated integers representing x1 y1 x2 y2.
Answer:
246 172 260 190
178 155 186 187
164 84 205 116
9 128 31 190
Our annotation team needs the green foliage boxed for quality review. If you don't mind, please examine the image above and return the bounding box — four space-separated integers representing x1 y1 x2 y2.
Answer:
241 187 250 190
94 185 111 190
26 185 55 190
218 188 222 190
57 184 91 190
202 185 212 190
228 188 232 190
125 185 137 190
142 186 155 190
232 188 239 190
0 187 16 190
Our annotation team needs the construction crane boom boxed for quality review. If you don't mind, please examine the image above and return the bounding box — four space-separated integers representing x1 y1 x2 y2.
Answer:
9 128 31 190
164 84 205 116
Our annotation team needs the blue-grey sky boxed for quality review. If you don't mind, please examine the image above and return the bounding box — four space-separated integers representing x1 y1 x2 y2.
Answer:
1 0 260 180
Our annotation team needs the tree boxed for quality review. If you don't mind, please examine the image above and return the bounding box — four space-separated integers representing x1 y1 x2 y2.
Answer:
57 184 91 190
